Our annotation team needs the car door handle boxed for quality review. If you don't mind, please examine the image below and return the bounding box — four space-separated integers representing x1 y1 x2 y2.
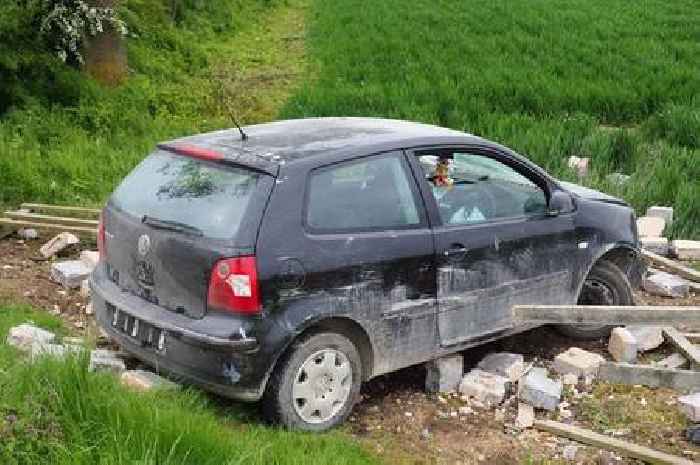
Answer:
443 246 468 257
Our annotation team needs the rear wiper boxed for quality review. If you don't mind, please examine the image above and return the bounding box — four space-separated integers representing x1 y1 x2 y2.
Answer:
142 215 204 236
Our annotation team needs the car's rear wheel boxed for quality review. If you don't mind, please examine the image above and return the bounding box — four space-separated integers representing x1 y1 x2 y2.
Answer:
262 332 361 431
556 260 635 340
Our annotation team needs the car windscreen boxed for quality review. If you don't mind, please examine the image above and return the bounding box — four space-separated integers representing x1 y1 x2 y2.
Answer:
110 150 269 240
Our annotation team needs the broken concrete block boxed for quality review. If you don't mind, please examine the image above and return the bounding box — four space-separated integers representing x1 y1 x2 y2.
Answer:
17 228 38 240
89 349 126 374
425 354 463 393
625 326 664 352
30 343 65 360
458 369 509 406
79 250 99 270
642 271 689 298
515 402 535 428
678 392 700 422
562 444 578 461
636 216 665 238
608 327 637 363
39 232 79 258
121 370 177 392
552 348 605 378
640 237 669 256
654 353 687 370
6 324 55 351
518 367 562 411
50 260 93 289
646 206 673 225
671 240 700 260
477 352 525 382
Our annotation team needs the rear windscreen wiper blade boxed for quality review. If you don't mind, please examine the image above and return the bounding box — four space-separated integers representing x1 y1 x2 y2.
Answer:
142 215 204 236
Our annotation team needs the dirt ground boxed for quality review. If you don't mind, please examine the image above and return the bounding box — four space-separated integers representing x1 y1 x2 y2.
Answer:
1 235 699 465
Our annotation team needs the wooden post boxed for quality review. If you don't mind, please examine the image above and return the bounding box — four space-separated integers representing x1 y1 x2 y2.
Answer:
83 0 127 86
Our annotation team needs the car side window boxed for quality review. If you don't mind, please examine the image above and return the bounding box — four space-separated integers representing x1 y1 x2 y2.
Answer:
416 151 547 226
307 153 421 232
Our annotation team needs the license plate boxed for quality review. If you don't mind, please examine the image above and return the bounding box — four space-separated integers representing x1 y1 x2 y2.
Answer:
107 303 166 352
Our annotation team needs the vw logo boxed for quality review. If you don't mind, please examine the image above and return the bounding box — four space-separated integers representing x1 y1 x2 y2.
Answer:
137 234 151 256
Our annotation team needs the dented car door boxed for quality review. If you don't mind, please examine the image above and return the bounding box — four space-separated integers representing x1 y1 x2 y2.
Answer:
408 147 579 347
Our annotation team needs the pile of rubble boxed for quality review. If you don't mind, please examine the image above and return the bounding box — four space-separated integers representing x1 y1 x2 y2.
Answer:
636 206 700 299
6 322 176 392
425 323 700 461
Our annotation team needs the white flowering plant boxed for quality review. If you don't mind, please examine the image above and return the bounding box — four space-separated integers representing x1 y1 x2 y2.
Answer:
40 0 127 64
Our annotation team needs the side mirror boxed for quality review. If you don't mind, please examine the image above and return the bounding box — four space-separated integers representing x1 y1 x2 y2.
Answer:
547 190 573 217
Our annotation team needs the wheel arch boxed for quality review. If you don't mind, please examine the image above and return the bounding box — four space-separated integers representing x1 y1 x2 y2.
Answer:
264 316 375 393
575 243 643 299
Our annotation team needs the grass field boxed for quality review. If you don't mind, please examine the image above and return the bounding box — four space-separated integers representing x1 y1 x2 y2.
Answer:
0 304 378 465
0 0 698 237
282 0 700 239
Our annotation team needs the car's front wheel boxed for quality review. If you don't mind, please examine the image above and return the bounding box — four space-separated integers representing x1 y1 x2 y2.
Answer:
556 260 635 340
262 332 362 431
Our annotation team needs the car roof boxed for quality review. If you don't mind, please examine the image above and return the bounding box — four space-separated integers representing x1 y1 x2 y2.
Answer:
162 117 488 174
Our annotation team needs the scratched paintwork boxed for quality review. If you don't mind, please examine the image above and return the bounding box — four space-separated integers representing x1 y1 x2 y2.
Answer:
91 117 643 403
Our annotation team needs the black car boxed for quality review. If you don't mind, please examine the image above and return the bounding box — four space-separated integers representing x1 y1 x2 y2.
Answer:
91 117 643 431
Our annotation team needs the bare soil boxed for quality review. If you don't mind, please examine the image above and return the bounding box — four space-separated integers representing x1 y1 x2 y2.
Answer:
1 235 699 465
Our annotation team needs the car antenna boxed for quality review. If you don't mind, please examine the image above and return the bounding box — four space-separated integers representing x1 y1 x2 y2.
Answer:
218 82 248 141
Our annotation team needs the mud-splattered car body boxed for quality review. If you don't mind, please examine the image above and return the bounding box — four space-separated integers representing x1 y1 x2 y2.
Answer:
91 117 643 404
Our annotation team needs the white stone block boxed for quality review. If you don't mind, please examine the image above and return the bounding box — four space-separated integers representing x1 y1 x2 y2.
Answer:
518 367 562 411
79 250 100 270
477 352 525 382
89 349 126 374
636 216 665 238
425 354 463 393
640 237 669 256
608 327 637 363
643 271 689 298
671 240 700 260
646 206 673 225
625 326 664 352
515 402 534 428
121 370 177 392
552 348 605 378
458 369 509 406
50 260 93 289
39 232 79 258
6 324 55 351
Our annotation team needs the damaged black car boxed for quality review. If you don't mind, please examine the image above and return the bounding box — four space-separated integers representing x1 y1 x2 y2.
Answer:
91 117 643 431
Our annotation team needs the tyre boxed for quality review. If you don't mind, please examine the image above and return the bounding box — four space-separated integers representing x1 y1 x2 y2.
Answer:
556 260 635 340
262 332 362 431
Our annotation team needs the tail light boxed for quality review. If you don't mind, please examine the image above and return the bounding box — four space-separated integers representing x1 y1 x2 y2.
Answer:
207 256 261 315
97 213 106 260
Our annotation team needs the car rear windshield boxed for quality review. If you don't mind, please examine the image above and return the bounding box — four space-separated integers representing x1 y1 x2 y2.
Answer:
110 150 269 240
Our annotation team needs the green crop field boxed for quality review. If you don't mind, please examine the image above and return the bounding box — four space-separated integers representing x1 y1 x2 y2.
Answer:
282 0 699 238
0 0 698 239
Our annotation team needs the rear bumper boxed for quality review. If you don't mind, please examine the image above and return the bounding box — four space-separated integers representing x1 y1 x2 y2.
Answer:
90 269 268 402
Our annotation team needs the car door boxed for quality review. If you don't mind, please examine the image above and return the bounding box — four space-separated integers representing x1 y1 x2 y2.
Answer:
407 146 579 347
257 150 439 376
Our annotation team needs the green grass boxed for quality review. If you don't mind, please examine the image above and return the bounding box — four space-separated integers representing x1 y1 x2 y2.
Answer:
282 0 700 238
0 0 306 209
0 0 698 238
0 304 379 465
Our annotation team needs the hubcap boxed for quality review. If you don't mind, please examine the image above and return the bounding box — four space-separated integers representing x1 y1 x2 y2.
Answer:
292 349 352 424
